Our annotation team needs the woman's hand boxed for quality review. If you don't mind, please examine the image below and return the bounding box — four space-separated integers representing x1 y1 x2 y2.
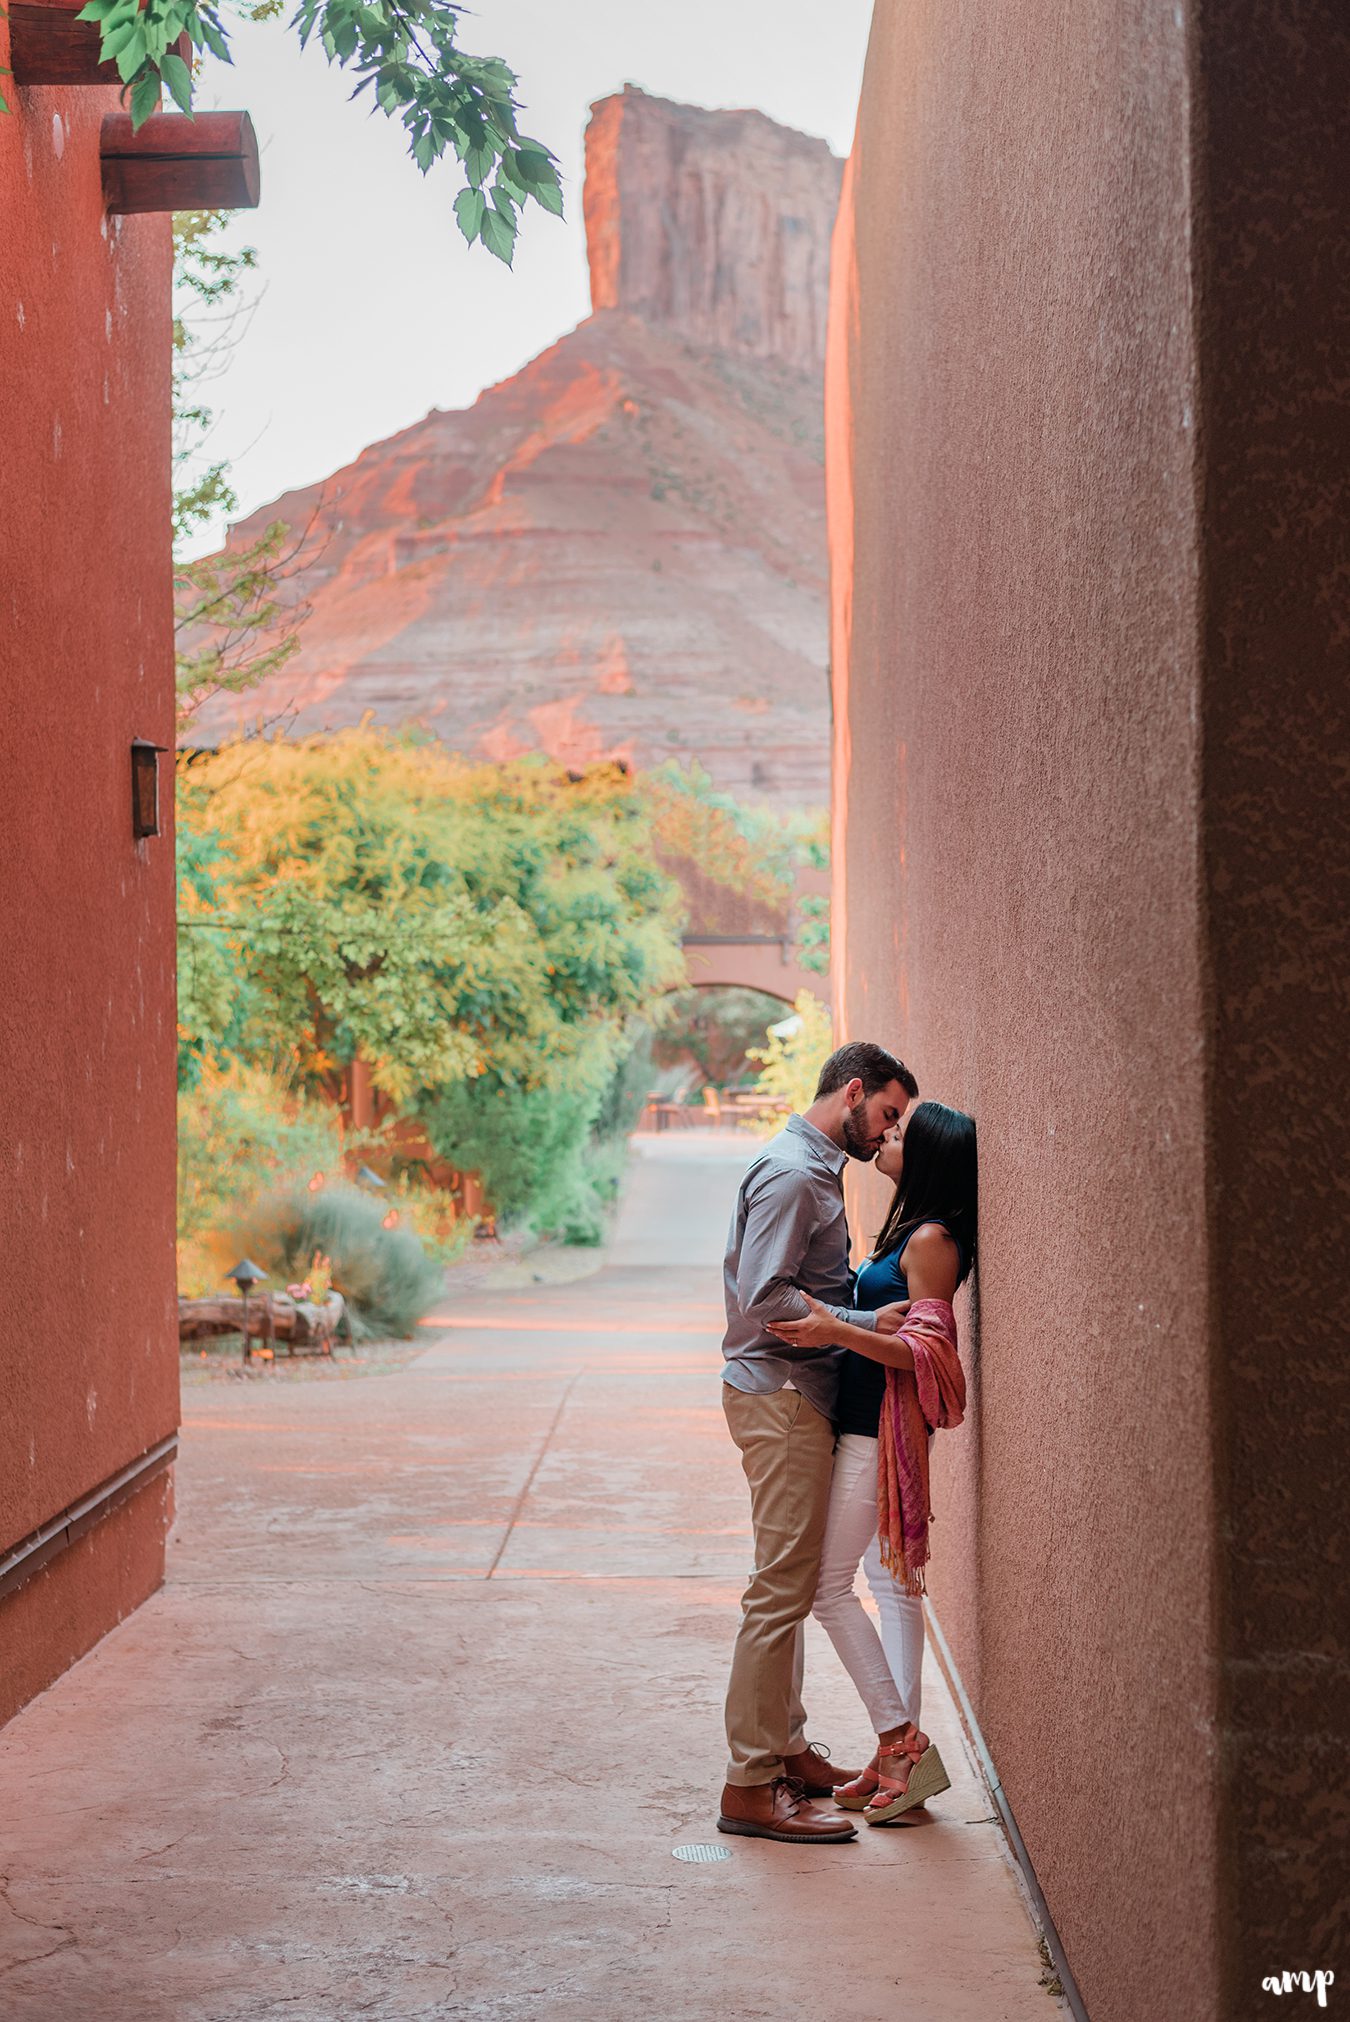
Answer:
766 1292 840 1348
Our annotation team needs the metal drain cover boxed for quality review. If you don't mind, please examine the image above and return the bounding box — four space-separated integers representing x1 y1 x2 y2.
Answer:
672 1843 732 1864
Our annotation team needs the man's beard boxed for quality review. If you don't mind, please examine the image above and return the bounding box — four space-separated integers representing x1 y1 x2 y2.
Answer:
840 1108 881 1162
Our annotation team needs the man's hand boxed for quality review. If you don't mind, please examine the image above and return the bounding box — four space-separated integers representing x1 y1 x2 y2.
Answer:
873 1300 912 1336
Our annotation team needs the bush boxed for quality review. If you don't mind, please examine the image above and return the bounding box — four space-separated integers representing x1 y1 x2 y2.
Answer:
424 1079 595 1230
384 1179 477 1272
177 1059 345 1296
423 1028 647 1245
235 1183 446 1339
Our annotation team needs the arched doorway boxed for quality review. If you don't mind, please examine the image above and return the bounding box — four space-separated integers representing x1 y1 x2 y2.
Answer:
680 935 827 1004
643 982 810 1129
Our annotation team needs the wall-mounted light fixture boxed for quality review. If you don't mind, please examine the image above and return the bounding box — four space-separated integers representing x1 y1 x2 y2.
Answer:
130 739 166 840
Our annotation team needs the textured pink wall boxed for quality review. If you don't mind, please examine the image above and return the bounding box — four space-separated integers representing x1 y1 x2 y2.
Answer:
1192 3 1350 2001
830 7 1215 2017
829 6 1349 2017
0 66 178 1697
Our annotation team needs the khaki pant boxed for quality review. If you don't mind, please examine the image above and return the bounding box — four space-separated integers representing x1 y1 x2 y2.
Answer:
722 1381 837 1786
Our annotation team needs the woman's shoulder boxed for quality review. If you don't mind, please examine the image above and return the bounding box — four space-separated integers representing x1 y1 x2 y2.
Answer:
899 1221 964 1284
901 1220 962 1259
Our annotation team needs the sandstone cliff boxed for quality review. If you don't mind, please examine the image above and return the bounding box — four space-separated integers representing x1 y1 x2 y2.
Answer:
584 85 840 374
193 88 842 807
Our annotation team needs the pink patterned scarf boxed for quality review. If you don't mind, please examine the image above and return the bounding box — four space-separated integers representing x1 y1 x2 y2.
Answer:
877 1297 965 1596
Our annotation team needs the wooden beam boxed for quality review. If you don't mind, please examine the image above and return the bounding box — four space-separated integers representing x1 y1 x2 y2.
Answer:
9 1 190 89
101 109 259 214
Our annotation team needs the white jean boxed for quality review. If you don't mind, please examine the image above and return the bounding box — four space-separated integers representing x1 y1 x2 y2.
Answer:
811 1431 926 1734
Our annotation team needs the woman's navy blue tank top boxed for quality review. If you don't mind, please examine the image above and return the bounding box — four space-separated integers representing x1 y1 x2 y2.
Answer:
834 1221 964 1437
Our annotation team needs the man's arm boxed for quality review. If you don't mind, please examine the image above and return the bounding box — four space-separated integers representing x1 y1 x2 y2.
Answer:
735 1166 876 1339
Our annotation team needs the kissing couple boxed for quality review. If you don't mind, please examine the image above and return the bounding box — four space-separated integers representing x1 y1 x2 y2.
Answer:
718 1040 976 1843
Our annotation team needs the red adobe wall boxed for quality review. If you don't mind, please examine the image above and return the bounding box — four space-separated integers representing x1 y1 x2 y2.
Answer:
0 60 178 1718
829 4 1347 2017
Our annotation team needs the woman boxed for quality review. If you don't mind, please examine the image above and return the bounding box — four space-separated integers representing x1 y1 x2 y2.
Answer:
768 1099 976 1822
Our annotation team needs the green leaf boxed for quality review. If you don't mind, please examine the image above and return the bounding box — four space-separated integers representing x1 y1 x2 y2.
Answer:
462 141 493 190
96 0 141 39
197 14 231 59
453 186 484 244
511 146 551 185
161 48 194 113
129 66 160 126
103 15 143 56
116 31 147 79
479 203 515 266
529 176 564 219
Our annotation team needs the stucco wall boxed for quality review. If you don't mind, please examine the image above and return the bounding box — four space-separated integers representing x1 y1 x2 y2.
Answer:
829 6 1348 2018
0 67 178 1699
829 7 1213 2016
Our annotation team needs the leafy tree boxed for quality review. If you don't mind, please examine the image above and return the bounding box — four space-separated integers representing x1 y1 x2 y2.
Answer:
176 730 687 1107
643 762 796 910
796 892 829 974
176 806 262 1083
176 1053 344 1295
643 760 829 897
48 0 562 265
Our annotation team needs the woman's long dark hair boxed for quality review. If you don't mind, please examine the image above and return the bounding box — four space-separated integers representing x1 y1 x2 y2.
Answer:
875 1100 978 1286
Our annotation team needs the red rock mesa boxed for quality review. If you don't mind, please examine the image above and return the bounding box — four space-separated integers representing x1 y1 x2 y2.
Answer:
193 86 843 806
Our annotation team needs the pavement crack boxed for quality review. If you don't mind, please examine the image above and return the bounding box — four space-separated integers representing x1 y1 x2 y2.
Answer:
0 1879 78 1974
485 1369 584 1579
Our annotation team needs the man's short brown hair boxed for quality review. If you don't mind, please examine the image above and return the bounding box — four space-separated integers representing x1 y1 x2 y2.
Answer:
814 1040 918 1103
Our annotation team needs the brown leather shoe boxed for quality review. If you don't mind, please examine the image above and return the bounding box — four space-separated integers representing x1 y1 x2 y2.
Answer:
718 1777 857 1843
781 1742 862 1796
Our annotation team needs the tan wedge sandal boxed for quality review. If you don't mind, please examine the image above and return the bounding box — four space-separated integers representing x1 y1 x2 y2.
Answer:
863 1726 950 1824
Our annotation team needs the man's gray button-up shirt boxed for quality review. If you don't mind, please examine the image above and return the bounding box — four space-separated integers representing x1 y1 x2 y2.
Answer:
721 1112 877 1420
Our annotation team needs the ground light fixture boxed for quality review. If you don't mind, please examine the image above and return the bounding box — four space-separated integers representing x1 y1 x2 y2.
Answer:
130 739 166 840
226 1259 267 1366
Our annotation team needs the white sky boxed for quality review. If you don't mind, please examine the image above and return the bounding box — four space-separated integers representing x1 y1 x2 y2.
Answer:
182 0 875 555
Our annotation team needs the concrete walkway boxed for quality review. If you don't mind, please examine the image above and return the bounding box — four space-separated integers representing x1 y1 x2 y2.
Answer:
1 1135 1057 2021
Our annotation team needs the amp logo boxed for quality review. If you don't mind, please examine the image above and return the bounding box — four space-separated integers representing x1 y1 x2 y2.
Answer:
1263 1972 1335 2008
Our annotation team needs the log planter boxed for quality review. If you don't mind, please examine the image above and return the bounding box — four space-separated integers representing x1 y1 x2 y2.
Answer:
7 0 190 88
102 109 260 213
178 1289 346 1362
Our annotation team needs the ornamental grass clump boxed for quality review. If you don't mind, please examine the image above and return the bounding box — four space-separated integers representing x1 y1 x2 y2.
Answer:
242 1184 445 1341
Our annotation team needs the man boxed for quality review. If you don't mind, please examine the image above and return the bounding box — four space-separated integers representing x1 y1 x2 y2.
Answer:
717 1040 918 1844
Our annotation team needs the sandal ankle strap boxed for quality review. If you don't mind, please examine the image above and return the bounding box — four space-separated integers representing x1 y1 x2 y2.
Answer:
877 1730 926 1764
